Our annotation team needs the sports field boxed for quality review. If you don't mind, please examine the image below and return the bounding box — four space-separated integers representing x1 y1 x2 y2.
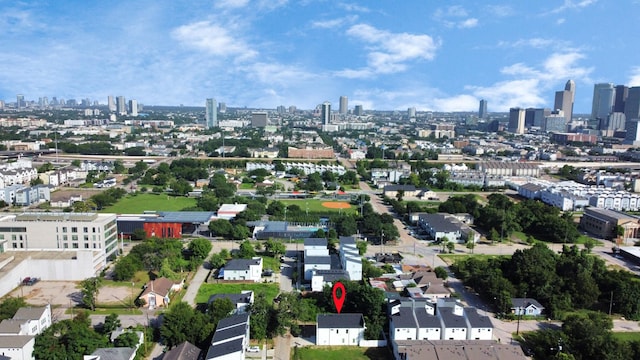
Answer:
277 199 356 213
99 193 197 213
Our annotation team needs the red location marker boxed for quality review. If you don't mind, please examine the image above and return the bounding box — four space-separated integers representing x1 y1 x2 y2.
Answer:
332 281 346 314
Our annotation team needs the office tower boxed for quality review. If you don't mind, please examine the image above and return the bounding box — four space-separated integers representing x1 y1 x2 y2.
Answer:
591 83 614 120
251 112 268 127
543 111 566 133
276 105 286 114
107 96 116 112
624 119 640 145
129 99 138 116
289 106 297 114
16 94 24 109
554 80 575 124
614 85 628 113
508 108 525 134
0 100 4 109
59 98 65 106
51 97 58 106
321 101 331 125
354 105 363 116
408 107 416 119
339 96 348 115
205 98 218 129
524 108 550 128
43 97 48 107
603 112 626 131
479 99 487 118
218 102 226 113
625 87 640 122
116 96 126 115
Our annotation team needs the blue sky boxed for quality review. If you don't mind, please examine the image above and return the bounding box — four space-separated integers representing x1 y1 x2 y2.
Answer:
1 0 640 113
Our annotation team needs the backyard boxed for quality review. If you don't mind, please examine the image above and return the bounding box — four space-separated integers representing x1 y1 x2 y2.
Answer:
291 346 392 360
195 283 279 304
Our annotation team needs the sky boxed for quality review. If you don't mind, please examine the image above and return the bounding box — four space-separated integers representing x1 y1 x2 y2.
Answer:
1 0 640 113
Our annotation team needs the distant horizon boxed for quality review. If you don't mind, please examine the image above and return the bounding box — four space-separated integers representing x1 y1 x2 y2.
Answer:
2 1 639 113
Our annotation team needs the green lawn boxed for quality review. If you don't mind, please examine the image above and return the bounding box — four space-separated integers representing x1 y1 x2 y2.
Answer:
439 254 510 266
261 255 280 273
612 332 640 342
196 283 279 304
99 193 197 213
292 346 392 360
276 199 357 213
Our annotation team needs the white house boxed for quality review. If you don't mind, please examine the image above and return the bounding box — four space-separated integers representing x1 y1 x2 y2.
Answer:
339 236 362 281
208 291 254 314
223 258 263 282
9 304 51 336
0 336 35 360
389 300 442 342
417 213 461 242
304 238 329 256
316 314 365 346
465 308 493 340
304 256 331 280
311 270 350 292
205 313 250 360
511 298 545 316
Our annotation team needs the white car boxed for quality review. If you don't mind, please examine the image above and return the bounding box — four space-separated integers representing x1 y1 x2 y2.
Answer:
247 346 260 353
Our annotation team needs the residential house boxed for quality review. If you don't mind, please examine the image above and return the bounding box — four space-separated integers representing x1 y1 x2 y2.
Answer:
208 291 254 314
339 236 362 281
223 258 263 283
438 306 467 341
393 340 528 360
139 277 184 309
465 308 493 340
311 270 350 292
303 256 331 281
0 336 35 360
316 314 366 346
389 300 442 342
0 304 51 336
205 313 250 360
511 298 545 316
163 341 201 360
417 213 479 243
84 348 136 360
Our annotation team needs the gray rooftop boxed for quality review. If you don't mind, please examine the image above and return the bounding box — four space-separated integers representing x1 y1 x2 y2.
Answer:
0 335 33 348
511 298 544 310
212 323 246 344
439 307 467 328
317 313 364 329
304 255 331 265
216 313 249 331
465 308 493 329
90 347 137 360
315 269 350 282
224 258 261 270
414 308 443 329
13 306 47 321
419 213 461 233
391 307 418 329
162 341 201 360
304 237 328 247
151 211 216 224
208 292 252 306
205 337 244 359
0 319 25 334
339 236 357 245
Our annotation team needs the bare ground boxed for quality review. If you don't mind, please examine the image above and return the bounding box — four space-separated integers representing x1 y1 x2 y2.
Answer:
8 281 134 308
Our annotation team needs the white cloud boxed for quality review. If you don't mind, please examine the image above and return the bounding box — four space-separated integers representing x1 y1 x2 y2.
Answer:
311 15 358 29
485 5 514 17
557 18 566 24
338 2 370 13
434 5 468 18
549 0 597 14
336 24 440 78
629 67 640 86
214 0 250 9
496 37 577 52
171 21 257 60
458 18 478 29
432 94 479 112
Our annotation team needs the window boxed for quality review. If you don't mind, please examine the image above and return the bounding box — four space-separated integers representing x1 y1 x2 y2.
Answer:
84 235 89 241
83 227 88 233
84 244 89 249
71 227 78 233
64 243 68 249
62 227 67 233
72 243 78 249
63 235 68 241
72 235 78 241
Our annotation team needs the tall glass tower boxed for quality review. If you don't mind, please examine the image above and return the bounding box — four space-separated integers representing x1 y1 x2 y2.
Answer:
205 98 217 129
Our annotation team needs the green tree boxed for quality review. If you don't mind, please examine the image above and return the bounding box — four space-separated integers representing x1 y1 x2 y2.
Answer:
100 313 121 335
434 266 448 280
248 292 272 340
114 331 140 348
160 302 214 349
208 298 236 329
446 241 455 253
264 239 286 257
356 241 367 255
80 277 102 311
188 238 212 261
0 297 27 320
237 240 256 259
209 219 233 238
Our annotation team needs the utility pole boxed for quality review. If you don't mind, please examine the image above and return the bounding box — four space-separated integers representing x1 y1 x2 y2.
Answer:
609 291 614 315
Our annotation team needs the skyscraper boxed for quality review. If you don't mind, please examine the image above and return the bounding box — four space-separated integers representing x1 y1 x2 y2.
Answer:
624 119 640 145
554 80 575 124
16 94 24 109
614 85 628 113
508 108 525 134
591 83 614 120
354 105 363 116
116 96 126 115
408 107 416 119
478 99 487 118
107 96 116 112
205 98 218 129
339 96 348 115
321 101 331 125
129 99 138 116
625 87 640 122
218 102 226 113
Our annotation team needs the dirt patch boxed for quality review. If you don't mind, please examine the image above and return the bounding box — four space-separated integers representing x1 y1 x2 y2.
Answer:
8 282 135 308
321 201 351 209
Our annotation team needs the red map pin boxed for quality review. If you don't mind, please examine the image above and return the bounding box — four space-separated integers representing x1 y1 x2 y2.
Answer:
332 281 346 314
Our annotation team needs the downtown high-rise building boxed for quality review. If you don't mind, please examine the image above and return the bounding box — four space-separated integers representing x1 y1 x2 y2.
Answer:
625 87 640 122
508 108 525 134
321 101 331 125
614 85 629 113
525 108 550 128
16 94 25 109
205 98 218 129
354 105 363 116
107 96 116 112
478 99 487 118
129 99 138 116
339 96 348 115
218 102 226 113
116 96 126 115
591 83 615 120
408 107 416 119
554 80 575 124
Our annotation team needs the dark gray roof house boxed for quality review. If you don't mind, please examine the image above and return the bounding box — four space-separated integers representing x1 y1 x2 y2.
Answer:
304 237 328 247
439 307 467 329
208 292 252 306
211 323 246 344
205 337 244 360
216 313 249 331
162 341 201 360
317 313 365 329
224 258 261 271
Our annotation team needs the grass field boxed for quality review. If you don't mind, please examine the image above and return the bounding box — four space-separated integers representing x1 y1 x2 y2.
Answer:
277 199 357 213
612 332 640 342
292 346 392 360
196 283 279 304
439 254 510 266
99 193 197 213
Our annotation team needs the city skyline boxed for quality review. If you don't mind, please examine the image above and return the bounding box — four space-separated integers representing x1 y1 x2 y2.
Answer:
1 1 640 113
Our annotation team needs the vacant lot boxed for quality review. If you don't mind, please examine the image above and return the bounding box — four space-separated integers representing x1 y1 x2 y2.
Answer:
99 193 197 213
292 346 392 360
196 283 279 304
8 281 132 308
277 199 357 213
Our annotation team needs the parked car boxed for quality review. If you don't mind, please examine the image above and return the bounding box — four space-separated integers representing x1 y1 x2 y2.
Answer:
26 278 39 286
246 346 260 353
21 277 31 286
